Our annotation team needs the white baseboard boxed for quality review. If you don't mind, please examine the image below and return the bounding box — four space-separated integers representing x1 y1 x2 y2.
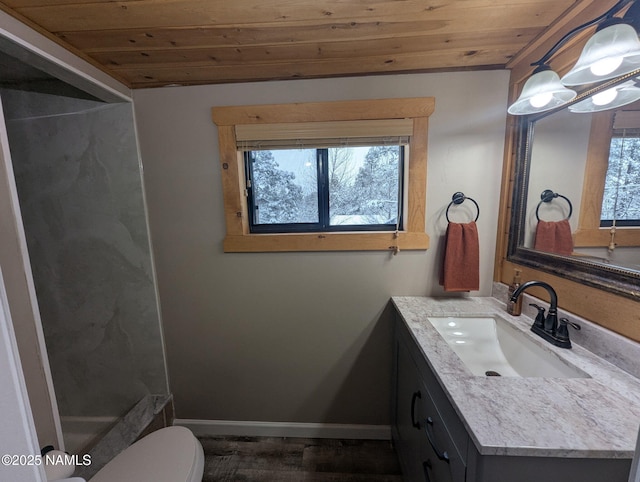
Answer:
174 419 391 440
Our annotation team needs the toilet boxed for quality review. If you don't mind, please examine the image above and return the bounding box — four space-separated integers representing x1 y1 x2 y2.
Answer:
52 426 204 482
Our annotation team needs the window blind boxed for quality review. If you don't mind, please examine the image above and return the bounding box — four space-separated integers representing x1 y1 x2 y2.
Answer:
614 110 640 130
235 119 412 150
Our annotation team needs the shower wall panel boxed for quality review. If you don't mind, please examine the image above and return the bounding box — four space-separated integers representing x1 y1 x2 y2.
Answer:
1 89 167 420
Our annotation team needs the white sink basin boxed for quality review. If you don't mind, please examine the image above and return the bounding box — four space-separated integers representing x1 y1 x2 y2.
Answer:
428 316 589 378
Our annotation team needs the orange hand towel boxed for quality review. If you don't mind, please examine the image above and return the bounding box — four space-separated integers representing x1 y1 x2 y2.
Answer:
440 221 480 292
534 220 573 255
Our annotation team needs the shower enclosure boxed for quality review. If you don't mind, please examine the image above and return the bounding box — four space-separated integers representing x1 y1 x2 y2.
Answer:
0 52 168 454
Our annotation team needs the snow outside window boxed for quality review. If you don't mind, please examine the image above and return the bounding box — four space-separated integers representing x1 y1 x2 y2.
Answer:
245 145 403 233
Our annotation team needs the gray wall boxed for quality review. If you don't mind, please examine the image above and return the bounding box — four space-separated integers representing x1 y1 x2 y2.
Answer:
133 71 510 425
1 89 167 420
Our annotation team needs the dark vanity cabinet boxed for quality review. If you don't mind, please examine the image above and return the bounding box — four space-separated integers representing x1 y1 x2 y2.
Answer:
393 319 467 482
391 315 632 482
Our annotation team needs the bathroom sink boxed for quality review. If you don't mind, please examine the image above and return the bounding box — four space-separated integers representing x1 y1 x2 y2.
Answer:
427 316 589 378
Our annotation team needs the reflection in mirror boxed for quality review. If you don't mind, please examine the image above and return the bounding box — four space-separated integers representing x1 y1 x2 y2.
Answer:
601 120 640 228
525 109 589 252
526 102 640 272
510 93 640 300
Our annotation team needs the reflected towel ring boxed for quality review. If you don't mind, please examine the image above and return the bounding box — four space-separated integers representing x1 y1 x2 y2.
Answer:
445 192 480 223
535 189 573 221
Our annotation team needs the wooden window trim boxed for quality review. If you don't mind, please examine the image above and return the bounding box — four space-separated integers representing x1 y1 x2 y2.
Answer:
574 111 640 248
211 98 433 253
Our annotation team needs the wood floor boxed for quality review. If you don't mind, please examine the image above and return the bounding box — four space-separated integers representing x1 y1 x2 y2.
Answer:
199 436 404 481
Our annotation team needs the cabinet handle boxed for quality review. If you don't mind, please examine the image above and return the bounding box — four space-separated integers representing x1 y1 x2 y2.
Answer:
422 460 433 482
424 416 450 463
411 391 421 429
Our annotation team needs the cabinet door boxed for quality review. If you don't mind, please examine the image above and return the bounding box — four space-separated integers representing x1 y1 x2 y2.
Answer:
394 341 428 481
418 381 466 482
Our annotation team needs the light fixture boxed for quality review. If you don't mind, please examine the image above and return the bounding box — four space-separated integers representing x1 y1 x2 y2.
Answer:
508 0 640 116
562 22 640 86
507 66 577 115
568 79 640 112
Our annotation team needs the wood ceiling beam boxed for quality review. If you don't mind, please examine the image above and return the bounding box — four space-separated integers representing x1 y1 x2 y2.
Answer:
90 30 536 69
9 1 572 32
119 48 512 87
60 22 542 54
0 0 585 89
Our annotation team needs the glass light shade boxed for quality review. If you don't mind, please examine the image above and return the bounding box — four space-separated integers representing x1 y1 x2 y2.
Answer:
507 69 577 115
592 87 618 105
561 23 640 86
568 80 640 113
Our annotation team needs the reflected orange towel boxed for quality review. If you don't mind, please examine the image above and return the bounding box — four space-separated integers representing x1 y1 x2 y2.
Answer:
440 221 480 292
534 220 573 255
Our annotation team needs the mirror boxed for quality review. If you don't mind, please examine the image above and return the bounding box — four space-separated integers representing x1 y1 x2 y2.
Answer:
508 77 640 301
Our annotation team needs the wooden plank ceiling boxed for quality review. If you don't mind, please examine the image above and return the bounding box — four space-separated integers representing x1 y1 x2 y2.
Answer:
0 0 582 88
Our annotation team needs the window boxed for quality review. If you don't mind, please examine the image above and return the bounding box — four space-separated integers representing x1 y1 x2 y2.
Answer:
575 110 640 248
211 98 433 253
600 131 640 227
245 146 404 233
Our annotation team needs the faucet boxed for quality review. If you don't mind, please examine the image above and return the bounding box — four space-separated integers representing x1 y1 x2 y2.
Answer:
510 280 580 349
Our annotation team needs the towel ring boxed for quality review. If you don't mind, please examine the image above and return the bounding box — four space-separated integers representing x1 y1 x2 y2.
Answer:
445 192 480 223
535 189 573 221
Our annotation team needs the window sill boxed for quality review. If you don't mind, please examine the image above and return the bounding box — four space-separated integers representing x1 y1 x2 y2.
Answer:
574 227 640 248
223 231 429 253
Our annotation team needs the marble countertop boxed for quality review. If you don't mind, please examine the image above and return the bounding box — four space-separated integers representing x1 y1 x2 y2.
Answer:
392 296 640 459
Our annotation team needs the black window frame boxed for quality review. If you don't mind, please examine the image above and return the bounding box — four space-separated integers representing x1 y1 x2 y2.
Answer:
244 146 405 234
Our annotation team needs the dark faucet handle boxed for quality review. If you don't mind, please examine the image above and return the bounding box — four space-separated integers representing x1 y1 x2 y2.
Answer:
529 303 546 329
556 318 581 343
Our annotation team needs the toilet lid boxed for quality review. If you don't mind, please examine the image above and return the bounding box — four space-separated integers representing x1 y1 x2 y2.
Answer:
90 426 203 482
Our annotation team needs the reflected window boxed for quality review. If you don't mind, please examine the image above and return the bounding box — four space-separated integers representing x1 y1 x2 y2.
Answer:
601 131 640 227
